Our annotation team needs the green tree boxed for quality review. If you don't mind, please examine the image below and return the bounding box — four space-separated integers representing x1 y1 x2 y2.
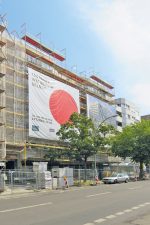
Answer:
111 120 150 179
44 148 62 168
96 123 117 150
57 113 117 180
56 112 98 180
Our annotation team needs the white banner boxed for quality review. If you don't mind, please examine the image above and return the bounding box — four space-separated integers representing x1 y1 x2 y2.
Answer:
28 68 80 140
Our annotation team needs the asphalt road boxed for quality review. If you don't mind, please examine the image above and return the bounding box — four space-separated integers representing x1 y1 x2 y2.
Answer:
0 180 150 225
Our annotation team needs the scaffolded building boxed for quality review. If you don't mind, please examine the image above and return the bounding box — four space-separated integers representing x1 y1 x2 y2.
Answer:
0 18 115 168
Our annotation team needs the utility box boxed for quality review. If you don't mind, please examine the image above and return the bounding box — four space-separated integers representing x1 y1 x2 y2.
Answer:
52 167 73 189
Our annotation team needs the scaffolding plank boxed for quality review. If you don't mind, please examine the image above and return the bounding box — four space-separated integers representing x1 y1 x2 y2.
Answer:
90 75 114 89
22 35 65 61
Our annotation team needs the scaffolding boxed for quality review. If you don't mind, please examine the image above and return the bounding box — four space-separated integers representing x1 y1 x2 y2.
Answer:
0 17 115 165
0 17 6 160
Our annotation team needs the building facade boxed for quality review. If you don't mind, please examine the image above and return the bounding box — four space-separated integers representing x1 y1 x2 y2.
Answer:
0 18 115 168
141 115 150 120
115 98 140 132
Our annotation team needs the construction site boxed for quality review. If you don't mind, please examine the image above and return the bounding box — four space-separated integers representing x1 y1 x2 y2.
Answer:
0 16 116 170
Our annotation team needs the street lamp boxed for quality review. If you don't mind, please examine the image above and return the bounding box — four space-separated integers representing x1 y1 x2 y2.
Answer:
99 114 118 127
94 114 117 173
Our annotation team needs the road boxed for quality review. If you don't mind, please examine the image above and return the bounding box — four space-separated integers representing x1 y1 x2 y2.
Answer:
0 180 150 225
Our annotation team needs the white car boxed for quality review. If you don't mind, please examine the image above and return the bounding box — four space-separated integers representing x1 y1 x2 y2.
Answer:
103 173 129 184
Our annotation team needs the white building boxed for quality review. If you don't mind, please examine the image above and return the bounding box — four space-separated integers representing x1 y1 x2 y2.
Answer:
115 98 141 132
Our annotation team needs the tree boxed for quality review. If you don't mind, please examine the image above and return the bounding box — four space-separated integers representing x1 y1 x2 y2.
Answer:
57 113 117 180
111 120 150 179
44 148 62 168
56 112 98 180
96 123 117 150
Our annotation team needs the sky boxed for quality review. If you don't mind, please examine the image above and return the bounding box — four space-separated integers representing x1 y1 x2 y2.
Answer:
1 0 150 115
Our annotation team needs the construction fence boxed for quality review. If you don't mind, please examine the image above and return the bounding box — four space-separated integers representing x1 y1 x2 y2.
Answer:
0 168 149 193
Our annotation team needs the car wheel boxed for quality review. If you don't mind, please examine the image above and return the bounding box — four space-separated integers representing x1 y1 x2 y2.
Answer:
125 179 128 183
114 179 117 184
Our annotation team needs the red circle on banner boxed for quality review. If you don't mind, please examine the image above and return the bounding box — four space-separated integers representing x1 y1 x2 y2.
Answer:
49 90 78 124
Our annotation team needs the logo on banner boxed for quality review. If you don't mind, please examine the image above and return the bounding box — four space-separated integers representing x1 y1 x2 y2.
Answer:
49 90 78 124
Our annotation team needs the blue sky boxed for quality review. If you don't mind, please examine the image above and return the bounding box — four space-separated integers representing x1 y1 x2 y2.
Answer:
1 0 150 115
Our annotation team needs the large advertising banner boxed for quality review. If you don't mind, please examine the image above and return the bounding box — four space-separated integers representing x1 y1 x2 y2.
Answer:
28 68 80 140
87 94 116 127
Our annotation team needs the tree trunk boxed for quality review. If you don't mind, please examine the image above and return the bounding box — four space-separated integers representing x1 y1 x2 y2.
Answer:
139 161 144 180
84 157 87 182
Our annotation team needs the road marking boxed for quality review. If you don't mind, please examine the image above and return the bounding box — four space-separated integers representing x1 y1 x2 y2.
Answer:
0 202 53 213
115 211 125 215
131 206 140 210
138 204 145 207
144 202 150 205
124 209 132 213
105 214 116 219
94 218 106 223
83 223 94 225
86 192 111 198
83 202 150 225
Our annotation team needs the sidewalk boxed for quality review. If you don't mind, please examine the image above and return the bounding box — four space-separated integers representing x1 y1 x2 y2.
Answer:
0 186 44 196
0 182 100 196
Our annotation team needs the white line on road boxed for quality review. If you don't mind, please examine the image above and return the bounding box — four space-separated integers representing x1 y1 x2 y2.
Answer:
144 202 150 205
83 223 95 225
83 202 150 225
124 209 132 213
115 211 125 216
138 204 145 207
105 214 116 219
94 218 106 223
0 202 53 213
86 192 111 198
131 206 140 210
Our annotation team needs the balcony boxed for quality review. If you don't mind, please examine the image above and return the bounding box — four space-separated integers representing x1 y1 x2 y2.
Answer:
80 102 86 109
116 105 122 113
116 115 122 123
82 75 114 97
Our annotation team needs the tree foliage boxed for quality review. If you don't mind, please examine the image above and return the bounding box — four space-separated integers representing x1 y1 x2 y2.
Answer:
96 123 117 151
56 112 97 168
111 120 150 178
56 113 117 168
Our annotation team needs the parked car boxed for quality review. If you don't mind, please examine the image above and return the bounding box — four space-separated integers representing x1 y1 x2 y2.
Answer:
102 173 129 184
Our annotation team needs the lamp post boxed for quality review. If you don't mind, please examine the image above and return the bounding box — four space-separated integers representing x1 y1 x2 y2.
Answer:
99 114 118 127
94 114 117 173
